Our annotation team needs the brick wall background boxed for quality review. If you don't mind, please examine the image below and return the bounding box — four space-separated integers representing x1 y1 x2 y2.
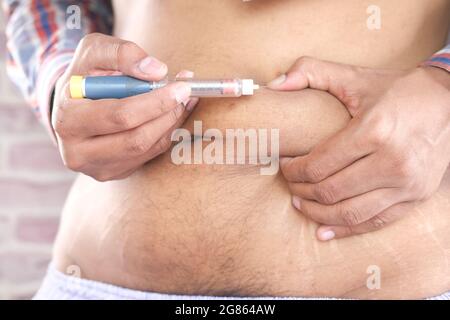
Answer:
0 12 75 299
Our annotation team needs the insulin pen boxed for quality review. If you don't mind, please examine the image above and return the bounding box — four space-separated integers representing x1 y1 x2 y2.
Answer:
70 75 261 99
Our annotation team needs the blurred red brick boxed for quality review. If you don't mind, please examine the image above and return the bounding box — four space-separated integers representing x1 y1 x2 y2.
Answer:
0 178 72 208
0 32 6 52
0 215 9 243
0 251 50 284
15 215 59 244
0 104 43 133
8 141 66 171
0 19 73 299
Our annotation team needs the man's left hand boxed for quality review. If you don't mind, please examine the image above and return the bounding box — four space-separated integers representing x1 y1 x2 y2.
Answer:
269 57 450 240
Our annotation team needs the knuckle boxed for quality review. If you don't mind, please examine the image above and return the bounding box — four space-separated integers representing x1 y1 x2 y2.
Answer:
117 40 139 63
78 33 103 54
367 215 388 231
111 108 135 129
79 33 96 48
91 172 112 183
339 205 363 226
155 136 172 154
157 95 172 115
147 87 174 116
394 155 418 183
302 162 325 183
168 105 184 123
118 40 138 54
127 132 151 156
366 129 384 148
365 116 392 148
313 182 339 205
63 152 85 172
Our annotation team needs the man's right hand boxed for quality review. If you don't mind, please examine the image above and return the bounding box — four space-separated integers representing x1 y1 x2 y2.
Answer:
52 33 197 181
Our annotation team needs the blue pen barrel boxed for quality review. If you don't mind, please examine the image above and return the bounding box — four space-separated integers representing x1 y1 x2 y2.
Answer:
70 75 259 99
84 76 152 99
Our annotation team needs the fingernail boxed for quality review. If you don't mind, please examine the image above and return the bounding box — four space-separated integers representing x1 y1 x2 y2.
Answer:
176 70 194 79
173 83 192 105
138 57 167 75
319 230 335 241
268 74 287 87
186 99 198 112
184 71 195 78
175 71 195 108
292 196 301 210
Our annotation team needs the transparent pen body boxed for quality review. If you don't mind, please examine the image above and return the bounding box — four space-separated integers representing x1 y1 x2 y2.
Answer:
79 76 258 99
164 79 251 97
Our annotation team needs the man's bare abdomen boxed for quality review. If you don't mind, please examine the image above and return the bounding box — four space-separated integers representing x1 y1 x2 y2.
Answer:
53 0 450 298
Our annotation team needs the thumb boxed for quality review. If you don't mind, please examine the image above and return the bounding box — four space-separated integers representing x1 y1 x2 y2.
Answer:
74 33 168 81
268 57 365 111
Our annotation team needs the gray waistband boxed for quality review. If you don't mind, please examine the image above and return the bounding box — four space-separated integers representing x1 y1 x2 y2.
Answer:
33 264 450 300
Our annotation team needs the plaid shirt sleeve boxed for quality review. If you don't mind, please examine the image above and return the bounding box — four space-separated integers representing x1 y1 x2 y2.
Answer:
2 0 113 137
423 44 450 73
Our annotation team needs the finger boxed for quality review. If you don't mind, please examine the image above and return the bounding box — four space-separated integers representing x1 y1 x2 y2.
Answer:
86 97 196 177
61 82 191 137
144 97 197 160
81 103 188 164
316 202 415 241
280 120 372 183
287 154 398 205
176 70 195 79
175 70 199 112
293 188 405 227
74 33 167 81
267 57 365 114
95 134 175 182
